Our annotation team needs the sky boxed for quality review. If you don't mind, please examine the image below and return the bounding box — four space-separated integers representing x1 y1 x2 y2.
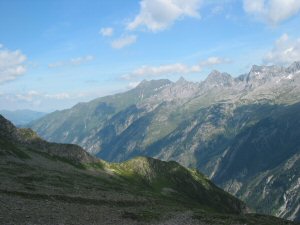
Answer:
0 0 300 112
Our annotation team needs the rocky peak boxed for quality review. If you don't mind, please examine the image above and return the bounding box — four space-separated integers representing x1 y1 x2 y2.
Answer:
250 65 264 73
246 64 284 84
287 61 300 73
175 76 188 85
246 65 264 82
204 70 233 87
152 77 199 102
134 79 172 100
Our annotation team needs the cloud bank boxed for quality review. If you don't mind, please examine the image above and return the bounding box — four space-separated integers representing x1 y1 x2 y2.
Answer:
111 35 137 49
0 46 27 84
123 57 230 80
48 55 94 68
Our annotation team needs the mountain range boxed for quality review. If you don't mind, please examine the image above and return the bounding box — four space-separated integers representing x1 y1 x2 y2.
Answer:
0 109 47 126
28 62 300 222
2 114 296 225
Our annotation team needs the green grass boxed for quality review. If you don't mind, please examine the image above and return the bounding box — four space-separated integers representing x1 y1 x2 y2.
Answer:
26 147 86 169
0 138 31 159
122 210 161 222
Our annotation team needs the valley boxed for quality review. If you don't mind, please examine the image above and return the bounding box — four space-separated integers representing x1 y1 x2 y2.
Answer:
28 62 300 222
1 115 294 225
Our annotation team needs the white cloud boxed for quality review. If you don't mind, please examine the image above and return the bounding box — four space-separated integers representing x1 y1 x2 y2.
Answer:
123 57 229 80
15 90 71 102
264 34 300 65
0 44 3 48
48 55 94 68
0 88 120 111
44 93 70 100
211 5 223 15
127 0 202 32
123 63 200 80
111 35 137 49
0 46 27 84
99 27 114 37
243 0 300 24
70 55 94 65
15 90 39 102
48 61 64 68
199 57 231 67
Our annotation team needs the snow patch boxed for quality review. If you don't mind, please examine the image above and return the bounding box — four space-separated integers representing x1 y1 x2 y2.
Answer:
277 194 288 217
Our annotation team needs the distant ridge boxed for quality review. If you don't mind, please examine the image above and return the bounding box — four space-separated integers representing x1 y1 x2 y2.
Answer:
0 109 47 126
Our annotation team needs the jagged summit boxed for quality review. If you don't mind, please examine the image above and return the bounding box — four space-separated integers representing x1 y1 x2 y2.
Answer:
204 70 233 86
245 64 286 85
175 76 188 85
249 65 264 73
287 61 300 73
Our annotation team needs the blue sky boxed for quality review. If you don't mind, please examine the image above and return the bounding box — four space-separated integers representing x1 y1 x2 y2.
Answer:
0 0 300 112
